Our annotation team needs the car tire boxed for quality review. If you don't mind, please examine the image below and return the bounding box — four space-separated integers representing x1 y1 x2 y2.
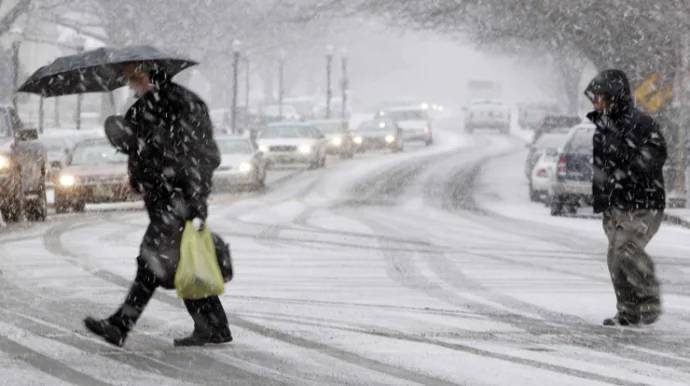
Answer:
549 197 565 216
73 201 86 213
529 188 540 202
425 136 433 146
25 181 47 222
55 203 69 214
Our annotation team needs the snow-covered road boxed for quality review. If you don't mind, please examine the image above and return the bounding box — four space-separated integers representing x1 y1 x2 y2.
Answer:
1 121 689 385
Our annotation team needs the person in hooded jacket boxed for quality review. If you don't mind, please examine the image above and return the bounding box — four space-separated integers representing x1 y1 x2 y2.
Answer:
83 62 233 347
584 69 667 326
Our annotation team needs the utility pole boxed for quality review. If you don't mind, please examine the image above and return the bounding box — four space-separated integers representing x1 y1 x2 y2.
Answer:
325 45 333 119
278 50 285 118
75 41 85 130
11 40 20 112
340 48 348 129
231 40 241 135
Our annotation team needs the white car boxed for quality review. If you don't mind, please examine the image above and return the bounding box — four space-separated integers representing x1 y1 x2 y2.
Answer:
380 105 433 146
256 122 328 169
213 136 267 191
530 152 560 203
526 131 571 201
464 99 511 134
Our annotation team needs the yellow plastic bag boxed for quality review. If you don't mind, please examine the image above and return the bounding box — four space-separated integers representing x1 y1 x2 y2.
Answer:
175 221 225 299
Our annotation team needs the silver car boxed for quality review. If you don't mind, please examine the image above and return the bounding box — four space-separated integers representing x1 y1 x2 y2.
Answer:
256 122 328 169
213 136 267 191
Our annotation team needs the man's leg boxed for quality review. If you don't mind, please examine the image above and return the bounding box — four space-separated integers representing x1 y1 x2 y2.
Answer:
605 209 663 325
84 255 160 347
174 296 232 346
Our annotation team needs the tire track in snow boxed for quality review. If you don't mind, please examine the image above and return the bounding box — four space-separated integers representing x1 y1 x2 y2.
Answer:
37 211 461 386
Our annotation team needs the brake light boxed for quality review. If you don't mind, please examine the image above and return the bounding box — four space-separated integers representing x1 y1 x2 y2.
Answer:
536 169 547 177
557 156 567 178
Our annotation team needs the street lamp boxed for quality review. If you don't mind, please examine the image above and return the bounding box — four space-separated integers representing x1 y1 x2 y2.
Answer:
325 44 334 119
73 37 86 130
340 48 349 129
278 49 286 118
231 39 241 134
9 27 22 112
244 55 250 117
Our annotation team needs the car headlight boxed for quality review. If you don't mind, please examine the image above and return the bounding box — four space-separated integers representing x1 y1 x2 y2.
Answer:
238 162 252 173
298 144 312 153
385 135 395 143
353 136 362 144
59 174 76 186
259 145 268 152
424 127 429 133
0 155 10 169
331 136 342 146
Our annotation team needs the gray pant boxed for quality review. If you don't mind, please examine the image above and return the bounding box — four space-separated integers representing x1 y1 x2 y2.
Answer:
602 208 663 318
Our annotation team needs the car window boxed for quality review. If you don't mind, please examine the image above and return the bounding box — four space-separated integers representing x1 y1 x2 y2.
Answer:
259 125 312 138
387 110 427 121
534 134 568 149
216 139 253 154
357 120 392 131
567 130 594 152
71 143 128 165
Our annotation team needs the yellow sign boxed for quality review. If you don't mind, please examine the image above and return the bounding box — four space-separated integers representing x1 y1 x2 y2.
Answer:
634 73 673 114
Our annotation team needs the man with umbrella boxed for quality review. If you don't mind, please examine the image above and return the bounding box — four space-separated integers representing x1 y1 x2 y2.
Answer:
18 46 232 347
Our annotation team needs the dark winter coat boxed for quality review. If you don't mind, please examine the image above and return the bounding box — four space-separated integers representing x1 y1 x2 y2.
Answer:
585 69 667 214
120 77 221 287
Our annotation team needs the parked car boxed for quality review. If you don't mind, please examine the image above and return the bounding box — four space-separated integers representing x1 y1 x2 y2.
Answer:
532 115 582 142
213 136 267 191
37 135 74 187
308 119 355 158
518 101 564 130
525 131 571 201
549 123 596 216
54 138 136 213
464 99 511 135
378 105 432 145
256 121 328 169
262 104 301 121
352 119 404 153
0 105 48 222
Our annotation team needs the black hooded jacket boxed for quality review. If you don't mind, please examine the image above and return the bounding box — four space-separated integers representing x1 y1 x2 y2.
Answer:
585 69 667 213
123 74 220 220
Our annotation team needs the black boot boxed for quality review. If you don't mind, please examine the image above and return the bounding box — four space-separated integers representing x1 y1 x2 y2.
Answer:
174 325 233 347
603 312 640 326
84 316 127 347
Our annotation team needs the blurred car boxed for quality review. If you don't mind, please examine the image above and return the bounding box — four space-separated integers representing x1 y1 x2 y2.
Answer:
308 119 355 158
37 136 73 186
378 105 432 146
549 123 596 216
352 119 404 153
525 130 571 176
464 99 511 135
54 138 135 213
214 136 267 191
256 121 328 169
518 102 564 130
532 115 582 142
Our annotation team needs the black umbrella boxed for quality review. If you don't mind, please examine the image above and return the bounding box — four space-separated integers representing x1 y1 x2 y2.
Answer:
17 45 198 97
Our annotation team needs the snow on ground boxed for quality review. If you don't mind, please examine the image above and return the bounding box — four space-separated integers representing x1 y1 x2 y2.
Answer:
1 126 689 385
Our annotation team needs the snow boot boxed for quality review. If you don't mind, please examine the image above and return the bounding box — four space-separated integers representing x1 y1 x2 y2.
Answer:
173 326 233 347
84 316 127 347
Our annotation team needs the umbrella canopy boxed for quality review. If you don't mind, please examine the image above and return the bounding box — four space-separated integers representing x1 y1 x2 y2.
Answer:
17 45 198 97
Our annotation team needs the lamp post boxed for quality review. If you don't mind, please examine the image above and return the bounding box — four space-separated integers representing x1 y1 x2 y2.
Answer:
244 56 250 115
325 44 334 119
10 27 22 112
278 49 285 118
74 38 85 130
231 39 241 134
340 48 348 129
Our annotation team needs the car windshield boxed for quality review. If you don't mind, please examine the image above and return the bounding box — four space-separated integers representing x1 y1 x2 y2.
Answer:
357 120 390 131
311 122 341 133
217 138 253 154
38 137 70 152
568 130 594 152
71 143 128 165
260 125 313 138
387 110 427 121
534 134 567 149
